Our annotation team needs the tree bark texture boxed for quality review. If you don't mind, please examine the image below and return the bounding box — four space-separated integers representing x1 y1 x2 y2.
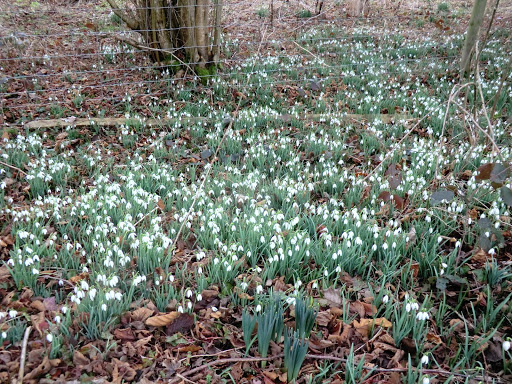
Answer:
347 0 369 17
460 0 488 76
106 0 220 67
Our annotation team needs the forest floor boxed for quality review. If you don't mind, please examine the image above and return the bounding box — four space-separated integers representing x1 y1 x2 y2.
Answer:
1 1 512 383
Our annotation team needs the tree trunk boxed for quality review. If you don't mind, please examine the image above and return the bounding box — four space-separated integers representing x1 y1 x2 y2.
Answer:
212 0 223 63
347 0 368 17
106 0 221 69
460 0 488 77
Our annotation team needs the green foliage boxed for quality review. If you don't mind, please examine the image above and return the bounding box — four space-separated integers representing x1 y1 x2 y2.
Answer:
256 7 269 18
284 328 309 383
294 295 318 339
297 9 312 18
110 12 122 26
437 2 450 12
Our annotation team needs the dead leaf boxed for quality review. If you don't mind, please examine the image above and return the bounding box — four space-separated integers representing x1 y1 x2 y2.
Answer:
323 288 342 307
157 199 165 210
328 323 352 345
230 362 244 382
114 328 136 342
146 312 180 327
410 262 419 278
449 319 464 333
353 318 392 338
406 226 416 249
56 132 68 140
309 336 335 350
209 308 223 319
315 310 332 327
69 272 89 284
201 288 219 300
426 332 443 345
31 312 49 337
165 313 194 335
24 356 61 380
475 163 494 181
111 358 137 382
73 350 90 366
43 297 58 312
235 288 254 300
30 300 45 312
378 332 396 346
350 301 366 318
471 248 491 263
132 307 154 322
135 335 153 349
178 345 202 353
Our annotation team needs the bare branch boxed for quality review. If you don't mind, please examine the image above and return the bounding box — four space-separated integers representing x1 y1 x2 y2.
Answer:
105 0 140 30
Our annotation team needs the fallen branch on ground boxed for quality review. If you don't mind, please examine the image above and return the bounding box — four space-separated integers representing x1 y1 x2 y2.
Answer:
23 113 413 130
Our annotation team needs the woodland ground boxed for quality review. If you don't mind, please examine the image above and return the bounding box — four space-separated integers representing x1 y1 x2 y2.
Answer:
1 0 512 383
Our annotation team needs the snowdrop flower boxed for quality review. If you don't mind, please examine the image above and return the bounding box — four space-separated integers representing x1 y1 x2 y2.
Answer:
186 289 193 298
255 304 262 312
382 295 389 304
178 306 184 313
286 297 297 306
46 334 53 343
422 377 430 384
101 304 107 311
9 310 17 318
416 310 429 321
420 355 429 365
1 332 6 339
503 340 511 352
81 280 89 291
197 294 202 301
256 285 263 294
211 306 218 312
54 315 61 324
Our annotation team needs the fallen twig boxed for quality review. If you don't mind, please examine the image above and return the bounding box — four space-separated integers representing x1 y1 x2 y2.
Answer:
134 206 160 227
0 160 28 177
18 326 32 384
23 114 410 130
